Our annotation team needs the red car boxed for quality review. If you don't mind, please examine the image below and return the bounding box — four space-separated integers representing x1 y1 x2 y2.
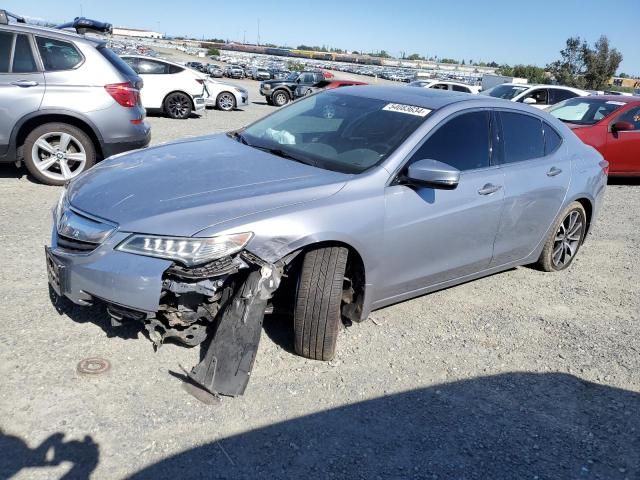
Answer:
549 96 640 176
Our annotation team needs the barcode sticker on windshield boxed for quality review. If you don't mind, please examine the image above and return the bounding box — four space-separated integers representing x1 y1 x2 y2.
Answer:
383 103 432 117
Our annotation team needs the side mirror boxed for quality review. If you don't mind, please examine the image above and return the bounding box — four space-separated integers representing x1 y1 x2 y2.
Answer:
612 121 635 133
405 159 460 189
523 97 537 105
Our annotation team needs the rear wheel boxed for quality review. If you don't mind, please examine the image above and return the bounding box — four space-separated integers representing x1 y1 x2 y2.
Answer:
537 202 587 272
294 246 348 361
272 89 290 107
216 92 237 111
164 92 193 119
23 123 96 186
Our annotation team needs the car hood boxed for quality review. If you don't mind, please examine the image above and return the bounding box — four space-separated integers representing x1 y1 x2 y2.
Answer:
67 134 349 237
261 79 289 86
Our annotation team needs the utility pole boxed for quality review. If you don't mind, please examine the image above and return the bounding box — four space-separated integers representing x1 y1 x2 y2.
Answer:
257 18 260 46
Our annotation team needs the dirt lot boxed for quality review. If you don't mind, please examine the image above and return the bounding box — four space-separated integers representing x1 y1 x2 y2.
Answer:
0 58 639 479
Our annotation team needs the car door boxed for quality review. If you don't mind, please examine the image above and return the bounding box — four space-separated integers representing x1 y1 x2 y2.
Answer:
0 31 45 156
490 111 570 266
380 110 505 300
604 105 640 174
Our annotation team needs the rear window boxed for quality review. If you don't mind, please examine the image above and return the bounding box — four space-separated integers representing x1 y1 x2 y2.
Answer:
35 36 83 71
0 31 13 72
98 47 137 78
500 112 544 163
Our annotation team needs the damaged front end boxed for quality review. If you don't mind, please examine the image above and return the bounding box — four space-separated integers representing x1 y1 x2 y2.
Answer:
108 250 292 398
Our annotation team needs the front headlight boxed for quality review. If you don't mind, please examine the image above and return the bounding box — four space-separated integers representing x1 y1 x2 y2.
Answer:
262 84 271 90
116 232 253 266
55 186 67 222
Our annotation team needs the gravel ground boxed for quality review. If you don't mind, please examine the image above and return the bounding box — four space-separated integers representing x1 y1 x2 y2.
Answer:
0 53 639 479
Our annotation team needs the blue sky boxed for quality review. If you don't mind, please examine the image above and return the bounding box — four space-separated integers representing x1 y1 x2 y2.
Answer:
7 0 639 74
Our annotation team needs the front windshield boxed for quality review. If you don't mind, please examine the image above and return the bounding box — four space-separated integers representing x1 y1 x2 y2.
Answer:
481 84 529 100
285 72 299 81
239 91 432 174
549 98 625 125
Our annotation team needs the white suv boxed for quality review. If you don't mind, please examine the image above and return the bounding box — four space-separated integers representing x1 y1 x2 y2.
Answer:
481 83 590 109
121 55 206 119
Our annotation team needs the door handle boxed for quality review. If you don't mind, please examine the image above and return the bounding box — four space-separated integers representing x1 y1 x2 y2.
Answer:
478 183 502 195
10 80 39 87
547 166 562 177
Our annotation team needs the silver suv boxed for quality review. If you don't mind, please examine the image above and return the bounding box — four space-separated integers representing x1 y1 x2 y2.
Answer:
0 13 150 185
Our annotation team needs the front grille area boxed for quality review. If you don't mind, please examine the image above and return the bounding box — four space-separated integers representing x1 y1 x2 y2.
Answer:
57 233 99 253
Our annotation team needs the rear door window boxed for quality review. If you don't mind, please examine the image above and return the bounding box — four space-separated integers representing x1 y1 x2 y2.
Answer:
500 112 544 163
35 37 83 71
0 31 13 72
411 111 491 171
548 88 579 105
520 88 548 105
12 34 37 73
451 84 471 93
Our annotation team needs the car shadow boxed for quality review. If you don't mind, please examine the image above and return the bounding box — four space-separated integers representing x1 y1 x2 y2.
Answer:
128 372 640 479
49 286 142 340
0 163 42 184
0 429 99 479
251 101 274 106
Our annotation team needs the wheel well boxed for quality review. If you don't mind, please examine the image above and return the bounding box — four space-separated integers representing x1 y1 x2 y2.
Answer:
163 91 194 110
283 241 366 322
575 198 593 238
16 114 103 159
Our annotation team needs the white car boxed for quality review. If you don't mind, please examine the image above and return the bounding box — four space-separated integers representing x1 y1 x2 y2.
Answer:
203 78 249 111
121 55 206 119
408 80 481 94
481 83 590 109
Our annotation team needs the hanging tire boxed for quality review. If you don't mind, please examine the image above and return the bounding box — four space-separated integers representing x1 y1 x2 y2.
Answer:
164 92 193 119
23 123 96 186
537 201 587 272
272 89 290 107
216 92 237 111
294 246 348 361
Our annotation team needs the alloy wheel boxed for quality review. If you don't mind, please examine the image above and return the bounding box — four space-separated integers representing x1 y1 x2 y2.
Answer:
551 210 584 269
218 93 235 111
167 94 191 118
31 132 87 182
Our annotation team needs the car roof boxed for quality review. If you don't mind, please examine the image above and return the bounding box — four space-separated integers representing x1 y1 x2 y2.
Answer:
0 22 104 46
333 85 495 110
576 95 640 104
121 54 186 68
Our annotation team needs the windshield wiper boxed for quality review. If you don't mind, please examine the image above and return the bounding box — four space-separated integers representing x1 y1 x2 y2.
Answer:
252 145 316 167
228 130 249 145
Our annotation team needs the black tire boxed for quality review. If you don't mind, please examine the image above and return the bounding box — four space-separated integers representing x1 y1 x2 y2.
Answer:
23 123 96 186
537 201 587 272
272 89 290 107
164 92 193 119
216 91 237 111
294 246 348 361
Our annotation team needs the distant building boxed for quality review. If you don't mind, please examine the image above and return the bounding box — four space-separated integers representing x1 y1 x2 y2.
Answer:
609 77 640 90
112 27 163 39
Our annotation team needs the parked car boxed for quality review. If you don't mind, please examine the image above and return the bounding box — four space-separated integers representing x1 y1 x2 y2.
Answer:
224 65 244 79
203 79 249 111
254 68 271 81
185 61 205 72
46 87 606 398
481 83 589 109
121 55 206 119
408 80 480 94
207 65 224 78
260 71 325 106
549 95 640 176
0 12 150 185
294 79 367 98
